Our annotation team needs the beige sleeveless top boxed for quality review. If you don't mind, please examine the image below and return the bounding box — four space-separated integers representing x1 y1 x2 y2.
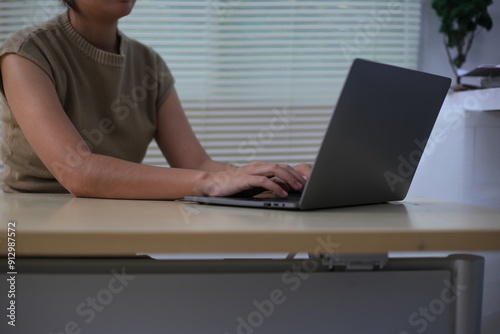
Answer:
0 11 174 193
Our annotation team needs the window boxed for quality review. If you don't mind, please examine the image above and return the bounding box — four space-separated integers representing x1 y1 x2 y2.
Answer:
0 0 421 170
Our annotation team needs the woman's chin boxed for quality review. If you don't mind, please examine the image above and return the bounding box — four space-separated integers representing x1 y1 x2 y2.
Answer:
105 0 136 19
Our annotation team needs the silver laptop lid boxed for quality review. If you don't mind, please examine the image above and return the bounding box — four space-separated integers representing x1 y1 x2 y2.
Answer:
298 58 451 210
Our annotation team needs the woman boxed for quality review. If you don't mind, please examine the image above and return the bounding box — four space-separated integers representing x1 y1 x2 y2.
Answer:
0 0 310 199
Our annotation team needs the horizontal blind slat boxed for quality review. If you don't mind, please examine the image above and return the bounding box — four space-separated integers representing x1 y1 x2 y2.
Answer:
0 0 421 172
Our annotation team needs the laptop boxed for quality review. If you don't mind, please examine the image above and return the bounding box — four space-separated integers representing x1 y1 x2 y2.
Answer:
184 58 451 210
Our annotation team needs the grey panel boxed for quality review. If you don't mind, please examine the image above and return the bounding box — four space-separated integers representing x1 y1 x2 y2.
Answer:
1 254 484 334
0 268 452 334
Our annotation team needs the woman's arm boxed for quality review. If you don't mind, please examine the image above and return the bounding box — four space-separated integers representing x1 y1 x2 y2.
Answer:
154 87 311 197
1 54 306 199
154 88 232 173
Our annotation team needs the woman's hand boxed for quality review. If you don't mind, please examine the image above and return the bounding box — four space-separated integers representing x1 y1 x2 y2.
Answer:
199 161 307 198
272 163 313 194
292 163 313 181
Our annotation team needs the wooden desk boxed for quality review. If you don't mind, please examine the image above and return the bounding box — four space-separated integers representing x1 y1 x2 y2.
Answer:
1 193 499 256
1 193 499 334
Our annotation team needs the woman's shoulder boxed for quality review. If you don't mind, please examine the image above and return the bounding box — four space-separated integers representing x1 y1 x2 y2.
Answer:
0 15 61 55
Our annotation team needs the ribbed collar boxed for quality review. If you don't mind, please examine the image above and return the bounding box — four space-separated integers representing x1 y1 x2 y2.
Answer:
57 11 126 68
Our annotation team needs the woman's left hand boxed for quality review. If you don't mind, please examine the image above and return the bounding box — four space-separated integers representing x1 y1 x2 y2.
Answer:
292 163 313 181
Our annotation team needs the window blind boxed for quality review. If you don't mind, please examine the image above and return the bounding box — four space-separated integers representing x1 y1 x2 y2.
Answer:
0 0 421 170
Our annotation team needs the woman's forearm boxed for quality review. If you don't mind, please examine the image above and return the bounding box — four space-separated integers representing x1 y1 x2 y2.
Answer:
61 153 209 200
57 153 307 200
195 158 235 173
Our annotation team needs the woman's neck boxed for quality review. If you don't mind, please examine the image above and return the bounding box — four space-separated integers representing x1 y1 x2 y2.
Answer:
68 9 119 54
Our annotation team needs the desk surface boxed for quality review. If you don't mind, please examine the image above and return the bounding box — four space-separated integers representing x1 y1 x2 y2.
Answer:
1 193 499 256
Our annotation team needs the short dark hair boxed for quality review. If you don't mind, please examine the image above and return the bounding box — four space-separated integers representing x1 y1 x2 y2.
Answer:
59 0 77 10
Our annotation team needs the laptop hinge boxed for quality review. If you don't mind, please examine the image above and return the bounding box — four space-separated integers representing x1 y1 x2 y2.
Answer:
318 253 388 271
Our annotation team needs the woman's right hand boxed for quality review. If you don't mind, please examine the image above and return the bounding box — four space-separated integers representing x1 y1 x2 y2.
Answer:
200 161 307 198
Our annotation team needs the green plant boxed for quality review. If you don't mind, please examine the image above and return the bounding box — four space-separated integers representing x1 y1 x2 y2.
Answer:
432 0 494 85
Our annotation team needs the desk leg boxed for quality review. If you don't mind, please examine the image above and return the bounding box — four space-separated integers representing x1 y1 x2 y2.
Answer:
451 254 484 334
383 254 484 334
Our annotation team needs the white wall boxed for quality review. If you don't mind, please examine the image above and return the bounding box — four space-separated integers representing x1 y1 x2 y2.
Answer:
408 3 500 334
410 0 500 210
